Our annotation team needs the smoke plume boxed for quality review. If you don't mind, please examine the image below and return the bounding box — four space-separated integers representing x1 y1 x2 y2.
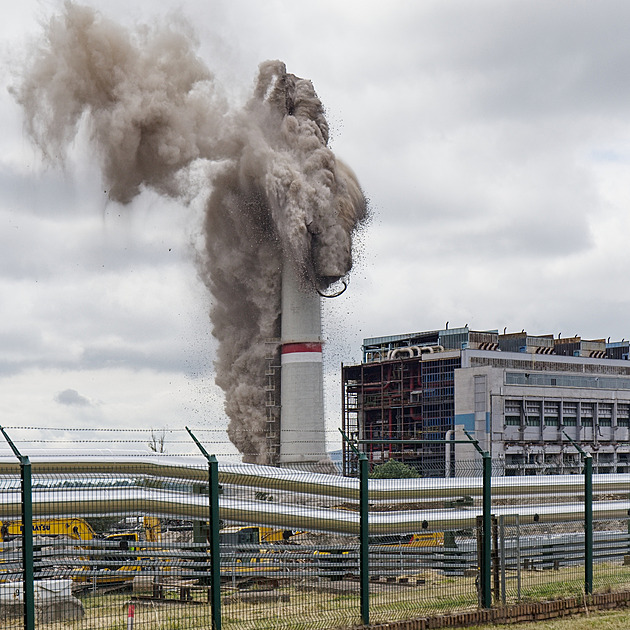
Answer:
12 2 367 463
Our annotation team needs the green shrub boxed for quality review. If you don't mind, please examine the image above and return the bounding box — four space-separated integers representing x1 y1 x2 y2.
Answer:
369 459 420 478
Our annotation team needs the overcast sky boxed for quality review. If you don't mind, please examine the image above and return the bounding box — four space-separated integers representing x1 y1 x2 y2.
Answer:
3 0 630 458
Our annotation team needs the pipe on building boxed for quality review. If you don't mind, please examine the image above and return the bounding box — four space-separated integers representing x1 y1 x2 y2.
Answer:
389 347 415 360
385 345 445 360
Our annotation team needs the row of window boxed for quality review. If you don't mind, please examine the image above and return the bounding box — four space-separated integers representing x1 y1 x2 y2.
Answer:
506 371 630 389
504 399 630 428
505 415 628 427
506 399 628 414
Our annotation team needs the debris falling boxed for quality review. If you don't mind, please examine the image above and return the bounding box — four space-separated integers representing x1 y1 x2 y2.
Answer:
12 2 367 463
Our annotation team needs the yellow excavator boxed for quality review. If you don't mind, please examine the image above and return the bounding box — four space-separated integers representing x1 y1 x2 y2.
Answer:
85 516 164 584
0 517 96 542
0 516 161 544
104 516 162 544
0 517 163 585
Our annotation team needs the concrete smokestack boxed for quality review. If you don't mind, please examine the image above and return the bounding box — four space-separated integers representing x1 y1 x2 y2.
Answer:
279 259 326 465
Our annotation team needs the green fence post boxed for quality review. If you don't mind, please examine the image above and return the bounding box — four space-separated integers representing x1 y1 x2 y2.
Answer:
22 458 35 630
186 427 222 630
481 451 492 609
463 430 492 609
339 429 369 626
208 454 222 630
359 452 369 626
0 427 35 630
563 432 593 597
584 453 593 595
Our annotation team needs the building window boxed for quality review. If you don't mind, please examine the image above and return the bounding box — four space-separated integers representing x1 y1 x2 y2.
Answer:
525 401 541 426
581 402 594 414
506 371 630 390
562 401 577 426
579 402 594 427
505 400 521 413
525 401 540 415
599 402 613 415
474 376 487 413
544 401 559 427
618 403 630 427
504 399 521 426
544 401 559 414
563 401 578 414
598 402 613 427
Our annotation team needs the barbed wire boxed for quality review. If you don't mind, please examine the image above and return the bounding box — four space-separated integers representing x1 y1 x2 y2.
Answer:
7 441 345 447
0 451 341 458
0 425 359 459
1 426 347 433
2 426 209 432
3 441 180 447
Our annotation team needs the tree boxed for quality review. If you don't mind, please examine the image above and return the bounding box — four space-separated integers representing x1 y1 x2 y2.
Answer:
369 459 420 479
148 428 167 453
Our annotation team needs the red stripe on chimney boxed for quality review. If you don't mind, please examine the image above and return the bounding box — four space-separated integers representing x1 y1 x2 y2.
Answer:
281 342 322 354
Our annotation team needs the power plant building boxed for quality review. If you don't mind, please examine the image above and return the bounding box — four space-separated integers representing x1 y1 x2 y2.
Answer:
341 326 630 477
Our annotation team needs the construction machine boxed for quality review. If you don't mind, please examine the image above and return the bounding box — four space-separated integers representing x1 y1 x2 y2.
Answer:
0 517 96 542
0 516 164 586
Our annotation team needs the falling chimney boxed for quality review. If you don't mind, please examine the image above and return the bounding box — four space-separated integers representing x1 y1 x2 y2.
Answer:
278 259 327 466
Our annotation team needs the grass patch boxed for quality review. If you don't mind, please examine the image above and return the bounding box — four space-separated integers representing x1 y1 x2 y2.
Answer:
468 608 630 630
8 563 630 630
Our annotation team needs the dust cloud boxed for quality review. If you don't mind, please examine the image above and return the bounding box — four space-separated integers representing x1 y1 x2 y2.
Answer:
12 2 367 463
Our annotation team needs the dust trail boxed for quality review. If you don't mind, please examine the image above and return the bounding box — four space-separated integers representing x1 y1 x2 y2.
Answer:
12 2 367 463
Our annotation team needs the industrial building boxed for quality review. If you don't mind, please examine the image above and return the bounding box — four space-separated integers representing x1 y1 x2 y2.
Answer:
341 326 630 477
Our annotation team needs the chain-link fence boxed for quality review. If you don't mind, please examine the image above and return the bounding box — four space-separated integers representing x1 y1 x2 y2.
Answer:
1 427 630 629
